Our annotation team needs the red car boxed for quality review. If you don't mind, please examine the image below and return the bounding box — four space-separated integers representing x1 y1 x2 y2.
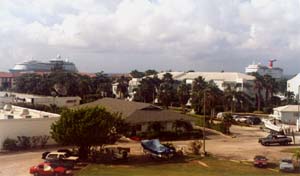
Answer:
253 155 268 168
29 162 72 176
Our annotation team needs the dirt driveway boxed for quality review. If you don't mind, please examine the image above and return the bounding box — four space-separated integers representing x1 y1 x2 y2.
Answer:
118 125 299 162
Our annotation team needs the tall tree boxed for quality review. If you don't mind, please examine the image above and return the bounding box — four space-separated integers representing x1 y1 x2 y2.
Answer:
136 77 158 103
130 69 145 78
116 76 129 99
93 71 112 97
251 73 264 111
191 76 208 114
177 80 191 113
51 107 128 159
144 69 158 76
157 73 176 108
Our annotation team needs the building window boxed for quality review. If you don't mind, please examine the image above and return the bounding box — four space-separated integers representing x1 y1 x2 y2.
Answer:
294 112 299 117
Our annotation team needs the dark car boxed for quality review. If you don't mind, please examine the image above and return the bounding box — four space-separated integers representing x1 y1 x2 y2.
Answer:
246 116 261 125
259 134 292 146
253 155 268 167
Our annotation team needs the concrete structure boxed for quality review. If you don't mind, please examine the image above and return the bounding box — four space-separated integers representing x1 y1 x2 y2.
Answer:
0 72 19 90
245 61 283 79
270 105 300 125
287 73 300 98
0 92 81 108
0 105 60 148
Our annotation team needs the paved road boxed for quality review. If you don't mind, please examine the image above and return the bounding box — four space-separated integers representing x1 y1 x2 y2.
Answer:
0 150 45 176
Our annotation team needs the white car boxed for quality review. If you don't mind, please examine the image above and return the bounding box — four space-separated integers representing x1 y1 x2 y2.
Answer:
279 158 294 172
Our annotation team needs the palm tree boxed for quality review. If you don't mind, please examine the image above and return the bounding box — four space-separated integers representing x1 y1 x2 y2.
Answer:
263 75 278 104
191 76 208 114
293 150 300 168
157 73 176 109
177 80 191 113
252 73 264 111
93 71 112 97
205 81 223 122
116 76 129 99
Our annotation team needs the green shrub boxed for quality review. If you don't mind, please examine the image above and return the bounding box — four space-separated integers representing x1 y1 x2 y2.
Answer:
40 135 49 148
2 138 18 151
17 136 31 149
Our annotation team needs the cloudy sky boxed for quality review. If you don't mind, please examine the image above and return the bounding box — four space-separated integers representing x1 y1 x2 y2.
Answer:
0 0 300 74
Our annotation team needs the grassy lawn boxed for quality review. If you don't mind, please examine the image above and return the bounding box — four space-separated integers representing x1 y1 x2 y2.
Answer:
75 157 299 176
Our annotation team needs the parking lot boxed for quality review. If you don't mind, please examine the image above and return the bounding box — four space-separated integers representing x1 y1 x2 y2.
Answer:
1 125 299 176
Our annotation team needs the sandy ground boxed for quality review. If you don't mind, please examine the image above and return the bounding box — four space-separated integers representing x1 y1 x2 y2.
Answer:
0 125 299 176
118 125 299 162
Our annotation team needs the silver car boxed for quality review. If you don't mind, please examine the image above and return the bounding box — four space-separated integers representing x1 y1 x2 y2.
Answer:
279 158 294 172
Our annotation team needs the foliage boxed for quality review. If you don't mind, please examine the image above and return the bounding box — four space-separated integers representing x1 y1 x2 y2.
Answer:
189 140 202 155
191 76 208 114
17 136 31 150
137 130 202 140
144 69 158 76
130 69 145 78
40 135 50 148
293 150 300 166
116 76 129 99
177 81 191 113
2 135 49 151
157 73 178 108
92 71 113 97
51 107 129 159
134 77 160 103
2 138 18 151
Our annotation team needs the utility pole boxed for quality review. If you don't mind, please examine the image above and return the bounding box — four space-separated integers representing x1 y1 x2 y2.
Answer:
203 91 206 155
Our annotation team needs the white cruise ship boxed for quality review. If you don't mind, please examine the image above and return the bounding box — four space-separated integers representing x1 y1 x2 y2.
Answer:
9 55 78 73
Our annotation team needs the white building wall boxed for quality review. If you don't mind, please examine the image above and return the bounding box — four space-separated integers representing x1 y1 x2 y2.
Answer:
0 117 59 149
287 74 300 98
279 112 298 124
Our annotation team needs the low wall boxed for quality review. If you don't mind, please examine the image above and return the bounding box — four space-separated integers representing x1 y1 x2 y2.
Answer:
0 117 59 149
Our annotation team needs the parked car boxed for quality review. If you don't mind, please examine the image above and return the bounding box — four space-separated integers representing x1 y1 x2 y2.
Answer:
44 152 79 169
57 149 78 157
245 116 261 125
234 116 247 123
258 134 292 146
42 151 50 159
279 158 294 172
29 162 72 176
253 155 268 167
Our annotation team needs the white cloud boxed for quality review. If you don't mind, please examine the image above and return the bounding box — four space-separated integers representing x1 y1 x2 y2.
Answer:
0 0 300 73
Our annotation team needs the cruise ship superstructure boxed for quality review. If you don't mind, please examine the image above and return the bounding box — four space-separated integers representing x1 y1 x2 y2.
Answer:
245 59 283 79
9 55 78 73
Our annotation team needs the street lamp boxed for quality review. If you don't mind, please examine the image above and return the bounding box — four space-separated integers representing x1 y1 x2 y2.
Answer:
203 91 207 155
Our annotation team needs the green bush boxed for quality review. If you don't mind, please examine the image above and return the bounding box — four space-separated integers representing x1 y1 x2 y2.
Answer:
17 136 31 149
2 138 18 151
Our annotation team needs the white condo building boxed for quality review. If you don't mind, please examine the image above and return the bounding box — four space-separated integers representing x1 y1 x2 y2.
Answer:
148 71 256 95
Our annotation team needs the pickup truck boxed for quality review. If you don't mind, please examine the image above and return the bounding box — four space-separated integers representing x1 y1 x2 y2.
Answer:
258 134 292 146
44 152 79 169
